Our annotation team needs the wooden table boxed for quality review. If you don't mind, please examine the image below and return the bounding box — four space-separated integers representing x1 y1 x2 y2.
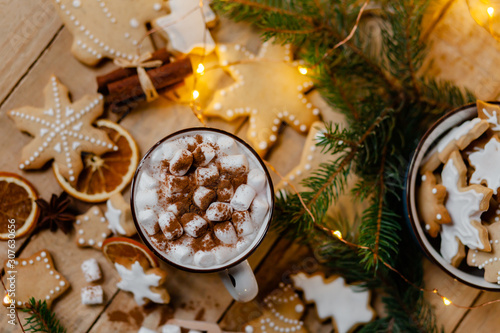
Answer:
1 0 500 332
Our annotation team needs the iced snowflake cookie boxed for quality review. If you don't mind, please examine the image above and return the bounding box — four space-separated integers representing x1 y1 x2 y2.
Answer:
440 151 493 266
75 206 112 250
468 136 500 195
417 171 451 238
51 0 167 65
467 221 500 284
291 272 374 333
243 283 307 333
153 0 217 55
105 193 137 237
204 41 321 156
2 250 69 308
7 76 116 186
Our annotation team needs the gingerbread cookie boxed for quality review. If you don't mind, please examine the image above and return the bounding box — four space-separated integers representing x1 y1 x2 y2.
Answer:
3 250 69 308
477 100 500 133
205 41 320 156
417 171 451 237
467 221 500 284
115 260 170 306
440 151 493 266
51 0 167 65
105 193 136 237
420 117 489 173
8 76 116 186
469 136 500 195
243 282 307 333
153 0 217 55
291 272 374 333
75 206 112 250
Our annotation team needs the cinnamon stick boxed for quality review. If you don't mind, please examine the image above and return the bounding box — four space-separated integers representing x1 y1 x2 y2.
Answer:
106 57 192 104
96 49 171 94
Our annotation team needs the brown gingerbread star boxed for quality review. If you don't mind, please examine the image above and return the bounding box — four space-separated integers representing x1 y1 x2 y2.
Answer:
417 171 451 237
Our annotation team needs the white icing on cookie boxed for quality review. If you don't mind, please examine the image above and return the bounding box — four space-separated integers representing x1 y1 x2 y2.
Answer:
469 137 500 194
482 108 500 131
437 118 481 153
105 198 126 234
115 261 164 306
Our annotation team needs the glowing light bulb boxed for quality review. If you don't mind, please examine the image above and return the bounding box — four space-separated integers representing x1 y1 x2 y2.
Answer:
333 230 343 239
298 66 308 75
192 90 200 100
488 7 495 18
3 294 12 305
442 297 452 306
196 63 205 75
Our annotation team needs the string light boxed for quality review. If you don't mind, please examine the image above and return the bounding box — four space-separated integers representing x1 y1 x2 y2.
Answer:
3 294 11 306
196 63 205 75
442 297 452 306
192 90 200 100
333 230 343 239
298 66 308 75
488 6 495 17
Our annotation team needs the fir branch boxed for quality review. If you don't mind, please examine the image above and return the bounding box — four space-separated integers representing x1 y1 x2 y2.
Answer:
21 298 66 333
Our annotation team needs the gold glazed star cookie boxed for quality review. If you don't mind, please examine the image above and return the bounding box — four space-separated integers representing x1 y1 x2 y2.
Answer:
3 250 69 308
8 76 116 186
153 0 217 55
291 272 375 333
417 171 451 238
243 283 307 333
75 206 112 250
467 221 500 284
205 41 321 156
51 0 167 65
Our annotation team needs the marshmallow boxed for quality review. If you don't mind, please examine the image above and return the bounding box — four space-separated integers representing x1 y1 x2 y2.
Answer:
219 154 248 174
194 250 216 267
181 213 209 238
217 179 234 202
81 286 104 305
164 175 189 193
193 186 216 210
195 164 219 186
139 173 158 191
135 189 158 211
193 143 216 167
160 325 181 333
81 258 102 283
138 327 157 333
232 211 255 236
169 149 193 176
150 141 178 163
217 136 238 154
169 242 194 264
250 195 269 224
214 221 238 244
206 202 233 221
247 169 267 192
138 209 159 235
230 184 256 211
215 246 234 264
158 212 183 240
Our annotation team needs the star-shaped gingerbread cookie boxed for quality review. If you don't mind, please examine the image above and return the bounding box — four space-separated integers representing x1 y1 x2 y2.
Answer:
243 283 307 333
417 171 451 238
467 221 500 284
477 100 500 133
205 41 321 156
51 0 167 65
153 0 217 55
291 272 374 333
8 76 116 186
3 250 70 308
75 206 112 250
440 150 493 266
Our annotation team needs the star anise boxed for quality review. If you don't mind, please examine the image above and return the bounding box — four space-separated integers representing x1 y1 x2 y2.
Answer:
35 192 75 234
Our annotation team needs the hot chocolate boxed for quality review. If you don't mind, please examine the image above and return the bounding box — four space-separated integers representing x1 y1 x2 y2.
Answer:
132 130 272 270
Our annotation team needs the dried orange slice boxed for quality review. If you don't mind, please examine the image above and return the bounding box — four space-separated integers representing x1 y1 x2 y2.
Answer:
102 237 158 268
0 172 40 240
53 119 139 203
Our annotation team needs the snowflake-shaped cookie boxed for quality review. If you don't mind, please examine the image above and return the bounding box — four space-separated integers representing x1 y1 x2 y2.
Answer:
243 283 307 333
467 221 500 284
291 272 374 333
417 171 451 238
3 250 69 308
51 0 167 65
469 136 500 195
440 151 493 266
115 261 169 306
8 76 116 186
153 0 216 55
75 206 112 250
205 41 321 156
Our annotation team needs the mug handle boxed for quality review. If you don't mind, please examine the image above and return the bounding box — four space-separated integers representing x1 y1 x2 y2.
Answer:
219 260 258 302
